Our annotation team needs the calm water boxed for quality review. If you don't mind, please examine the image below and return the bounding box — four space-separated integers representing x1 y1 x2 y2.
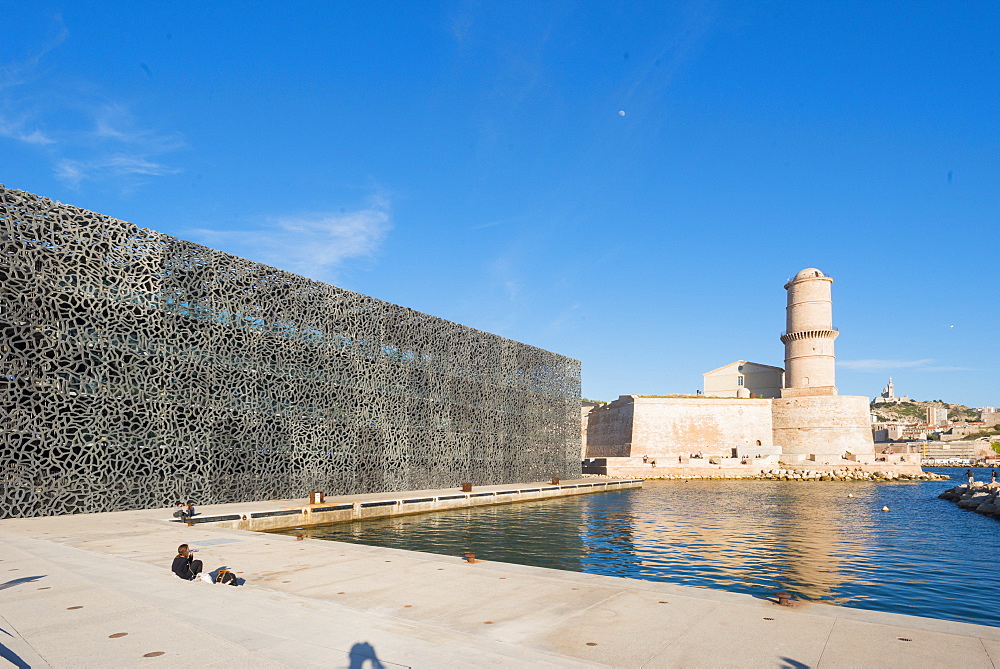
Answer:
278 467 1000 627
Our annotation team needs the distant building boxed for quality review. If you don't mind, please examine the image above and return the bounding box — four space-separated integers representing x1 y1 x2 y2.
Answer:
940 423 986 440
702 360 784 399
873 423 927 442
926 406 948 427
979 407 998 415
922 440 980 462
872 377 910 404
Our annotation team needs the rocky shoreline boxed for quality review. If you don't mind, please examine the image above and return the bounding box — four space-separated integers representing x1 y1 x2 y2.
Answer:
938 482 1000 519
595 469 950 482
758 469 948 482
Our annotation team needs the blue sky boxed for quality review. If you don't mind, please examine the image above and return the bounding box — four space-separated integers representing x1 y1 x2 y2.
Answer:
3 1 998 407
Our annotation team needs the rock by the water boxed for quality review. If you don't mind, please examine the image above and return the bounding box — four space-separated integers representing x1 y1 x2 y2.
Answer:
938 483 1000 521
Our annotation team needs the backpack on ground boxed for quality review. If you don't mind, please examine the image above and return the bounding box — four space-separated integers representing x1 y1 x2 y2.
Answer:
216 569 239 586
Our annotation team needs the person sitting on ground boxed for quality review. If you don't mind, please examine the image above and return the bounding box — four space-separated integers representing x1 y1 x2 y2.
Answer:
172 502 186 520
171 544 203 581
184 501 196 519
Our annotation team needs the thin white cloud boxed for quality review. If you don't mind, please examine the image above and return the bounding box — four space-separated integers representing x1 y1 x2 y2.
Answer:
0 24 68 90
544 302 582 335
620 3 718 109
0 21 184 188
188 197 392 282
87 102 185 152
486 254 522 303
0 118 54 145
55 155 181 187
837 358 972 372
472 213 528 230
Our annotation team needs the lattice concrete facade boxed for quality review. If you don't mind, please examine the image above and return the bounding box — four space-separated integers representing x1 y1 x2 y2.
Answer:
0 186 581 518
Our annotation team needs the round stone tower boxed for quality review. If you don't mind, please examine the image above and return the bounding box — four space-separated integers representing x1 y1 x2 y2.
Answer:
772 267 875 463
780 268 838 396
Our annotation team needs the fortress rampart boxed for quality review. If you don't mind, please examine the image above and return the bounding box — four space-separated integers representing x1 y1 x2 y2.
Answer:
585 267 877 469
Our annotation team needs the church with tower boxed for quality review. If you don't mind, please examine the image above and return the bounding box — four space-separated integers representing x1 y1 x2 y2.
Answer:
872 377 910 404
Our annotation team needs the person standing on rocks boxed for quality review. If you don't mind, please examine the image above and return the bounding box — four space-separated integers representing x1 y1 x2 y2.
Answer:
992 470 997 485
966 469 975 486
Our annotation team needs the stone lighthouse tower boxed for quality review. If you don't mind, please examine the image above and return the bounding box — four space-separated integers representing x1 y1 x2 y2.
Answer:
771 268 875 462
780 268 838 396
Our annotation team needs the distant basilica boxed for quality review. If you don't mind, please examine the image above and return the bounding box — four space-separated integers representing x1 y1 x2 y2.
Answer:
872 377 910 404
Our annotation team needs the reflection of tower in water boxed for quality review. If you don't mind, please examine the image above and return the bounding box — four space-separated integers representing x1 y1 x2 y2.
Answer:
609 480 878 602
769 484 877 602
770 485 842 600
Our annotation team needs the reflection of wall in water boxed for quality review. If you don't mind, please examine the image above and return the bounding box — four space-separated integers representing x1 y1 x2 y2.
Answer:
658 483 787 587
580 490 639 571
297 499 590 571
610 482 854 600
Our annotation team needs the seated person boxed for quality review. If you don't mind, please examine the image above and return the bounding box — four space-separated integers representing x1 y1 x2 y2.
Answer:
171 544 203 580
171 502 197 522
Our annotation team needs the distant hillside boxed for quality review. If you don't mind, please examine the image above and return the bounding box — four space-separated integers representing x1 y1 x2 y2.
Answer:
870 400 979 423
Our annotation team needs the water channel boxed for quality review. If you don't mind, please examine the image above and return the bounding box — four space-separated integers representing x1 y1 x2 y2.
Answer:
276 467 1000 627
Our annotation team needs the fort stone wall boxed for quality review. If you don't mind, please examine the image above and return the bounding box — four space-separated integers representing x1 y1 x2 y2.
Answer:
585 398 634 457
585 396 777 459
772 395 875 462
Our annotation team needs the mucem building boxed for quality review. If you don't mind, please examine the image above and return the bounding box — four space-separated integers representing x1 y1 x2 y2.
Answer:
0 185 581 518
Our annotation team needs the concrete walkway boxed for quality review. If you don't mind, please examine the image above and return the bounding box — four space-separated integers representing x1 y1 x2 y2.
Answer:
2 500 1000 668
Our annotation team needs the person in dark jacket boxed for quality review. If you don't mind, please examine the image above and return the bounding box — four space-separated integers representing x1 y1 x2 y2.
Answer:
171 544 203 580
966 469 975 486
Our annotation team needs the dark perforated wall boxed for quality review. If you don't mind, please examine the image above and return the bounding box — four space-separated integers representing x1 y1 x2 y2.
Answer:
0 186 581 518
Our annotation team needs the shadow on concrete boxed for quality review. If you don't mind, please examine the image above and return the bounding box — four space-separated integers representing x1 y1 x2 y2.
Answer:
348 641 387 668
0 640 30 668
0 575 46 591
779 657 811 668
753 592 807 609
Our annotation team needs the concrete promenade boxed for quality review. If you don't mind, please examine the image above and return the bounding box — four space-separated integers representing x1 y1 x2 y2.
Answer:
193 479 642 532
3 488 1000 667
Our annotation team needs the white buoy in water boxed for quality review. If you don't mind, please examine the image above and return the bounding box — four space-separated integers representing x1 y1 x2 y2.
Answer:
882 506 889 512
848 493 854 497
